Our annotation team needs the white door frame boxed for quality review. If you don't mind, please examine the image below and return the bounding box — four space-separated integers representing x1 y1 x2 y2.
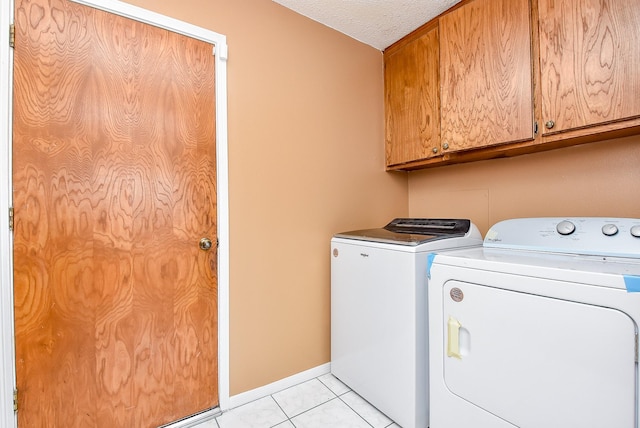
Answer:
0 1 230 426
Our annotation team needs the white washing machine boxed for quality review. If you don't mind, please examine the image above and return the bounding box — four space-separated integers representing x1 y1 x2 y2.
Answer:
428 217 640 428
331 218 482 428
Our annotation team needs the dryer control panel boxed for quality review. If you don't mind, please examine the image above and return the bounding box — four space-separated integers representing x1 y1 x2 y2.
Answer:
484 217 640 258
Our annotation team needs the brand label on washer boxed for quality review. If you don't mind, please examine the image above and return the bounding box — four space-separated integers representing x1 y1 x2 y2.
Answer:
332 248 339 257
450 287 464 302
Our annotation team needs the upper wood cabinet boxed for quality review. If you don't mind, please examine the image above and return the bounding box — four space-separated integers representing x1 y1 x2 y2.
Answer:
384 25 440 167
383 0 640 170
538 0 640 135
439 0 534 154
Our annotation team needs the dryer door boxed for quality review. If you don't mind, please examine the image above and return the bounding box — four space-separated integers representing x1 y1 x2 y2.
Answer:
442 280 637 428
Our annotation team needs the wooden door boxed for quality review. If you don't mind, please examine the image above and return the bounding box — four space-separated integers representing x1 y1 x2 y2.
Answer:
384 25 440 167
538 0 640 135
439 0 534 153
12 0 218 426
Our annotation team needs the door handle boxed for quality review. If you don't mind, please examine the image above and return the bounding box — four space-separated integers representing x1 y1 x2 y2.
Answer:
447 316 462 359
447 316 471 359
199 237 213 251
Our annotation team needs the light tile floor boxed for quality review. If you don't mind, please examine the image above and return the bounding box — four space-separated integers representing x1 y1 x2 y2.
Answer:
194 373 400 428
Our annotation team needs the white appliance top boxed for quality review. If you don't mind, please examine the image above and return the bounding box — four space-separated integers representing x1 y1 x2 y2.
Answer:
334 218 480 246
484 217 640 258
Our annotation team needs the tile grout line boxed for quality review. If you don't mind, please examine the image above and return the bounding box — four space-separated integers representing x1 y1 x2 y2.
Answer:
218 374 396 428
268 376 340 427
270 375 358 428
268 394 289 427
336 394 376 428
288 375 379 428
269 393 293 427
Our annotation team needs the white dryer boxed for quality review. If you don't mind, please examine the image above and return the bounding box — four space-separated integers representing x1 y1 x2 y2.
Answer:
428 217 640 428
331 218 482 428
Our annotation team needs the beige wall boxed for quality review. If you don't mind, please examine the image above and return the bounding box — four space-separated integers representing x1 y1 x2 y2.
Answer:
120 0 408 395
408 136 640 235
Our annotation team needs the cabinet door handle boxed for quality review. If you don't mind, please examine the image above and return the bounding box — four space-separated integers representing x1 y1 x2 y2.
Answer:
545 120 555 130
442 142 450 150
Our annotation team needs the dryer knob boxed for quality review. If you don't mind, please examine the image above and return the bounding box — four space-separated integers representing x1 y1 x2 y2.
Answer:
631 225 640 238
556 220 576 236
601 224 618 236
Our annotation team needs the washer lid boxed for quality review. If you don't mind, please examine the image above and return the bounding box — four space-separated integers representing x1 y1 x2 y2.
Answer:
334 218 473 246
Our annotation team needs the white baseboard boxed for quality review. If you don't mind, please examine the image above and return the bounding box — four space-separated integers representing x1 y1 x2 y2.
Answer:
163 362 331 426
227 363 332 410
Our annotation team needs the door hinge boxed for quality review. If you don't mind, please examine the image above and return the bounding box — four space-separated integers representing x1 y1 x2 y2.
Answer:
533 121 539 135
13 388 17 412
8 207 13 231
9 24 15 49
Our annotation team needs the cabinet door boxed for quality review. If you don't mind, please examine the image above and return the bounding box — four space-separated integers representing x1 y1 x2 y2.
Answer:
539 0 640 135
440 0 534 153
384 26 440 166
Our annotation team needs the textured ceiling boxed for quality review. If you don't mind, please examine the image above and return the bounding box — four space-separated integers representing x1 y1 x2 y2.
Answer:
272 0 462 50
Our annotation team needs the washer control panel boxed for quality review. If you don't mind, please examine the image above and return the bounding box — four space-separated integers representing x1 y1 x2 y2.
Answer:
484 217 640 258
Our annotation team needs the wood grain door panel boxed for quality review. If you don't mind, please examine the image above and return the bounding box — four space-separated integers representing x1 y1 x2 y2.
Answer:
384 26 440 166
13 0 218 426
538 0 640 134
440 0 534 153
